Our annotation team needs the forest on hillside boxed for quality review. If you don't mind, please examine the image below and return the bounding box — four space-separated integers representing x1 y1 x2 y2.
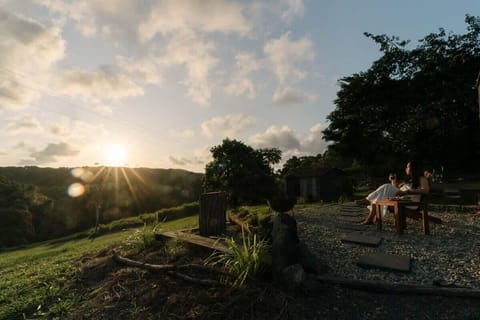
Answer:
0 166 203 247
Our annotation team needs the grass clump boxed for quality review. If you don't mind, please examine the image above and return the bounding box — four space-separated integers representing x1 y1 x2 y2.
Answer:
207 227 271 286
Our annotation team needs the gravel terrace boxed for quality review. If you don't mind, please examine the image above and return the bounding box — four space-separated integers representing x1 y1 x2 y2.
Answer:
294 203 480 289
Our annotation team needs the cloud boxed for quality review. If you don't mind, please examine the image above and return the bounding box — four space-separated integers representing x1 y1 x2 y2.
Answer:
250 125 301 151
35 0 144 41
5 116 43 134
21 142 79 164
301 123 329 154
201 114 255 137
225 52 260 99
281 0 305 22
264 32 314 84
158 33 218 105
115 55 163 86
250 123 329 155
169 156 192 166
272 87 317 105
138 0 251 41
58 66 144 100
0 7 65 109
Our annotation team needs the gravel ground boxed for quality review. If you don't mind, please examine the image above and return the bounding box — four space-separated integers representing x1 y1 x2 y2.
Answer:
294 203 480 289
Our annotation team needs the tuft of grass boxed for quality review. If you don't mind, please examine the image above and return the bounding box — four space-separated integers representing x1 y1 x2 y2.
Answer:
206 227 271 286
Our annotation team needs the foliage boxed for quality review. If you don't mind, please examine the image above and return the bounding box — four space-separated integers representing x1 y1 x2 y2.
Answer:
206 227 271 286
0 166 203 246
0 215 198 320
323 15 480 176
204 139 281 206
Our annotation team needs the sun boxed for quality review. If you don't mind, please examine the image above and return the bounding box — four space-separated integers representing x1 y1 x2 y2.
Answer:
104 144 127 166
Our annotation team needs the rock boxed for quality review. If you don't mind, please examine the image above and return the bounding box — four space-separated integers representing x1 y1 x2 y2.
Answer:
282 264 306 291
271 212 329 284
271 213 300 281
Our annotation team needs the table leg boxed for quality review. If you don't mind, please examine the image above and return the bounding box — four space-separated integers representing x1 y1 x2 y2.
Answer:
375 204 382 230
394 204 403 235
422 205 430 235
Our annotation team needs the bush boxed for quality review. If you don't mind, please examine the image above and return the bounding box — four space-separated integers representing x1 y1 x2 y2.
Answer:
156 202 199 222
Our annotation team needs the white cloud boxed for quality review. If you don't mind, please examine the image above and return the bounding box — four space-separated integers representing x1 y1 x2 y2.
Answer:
301 123 329 154
35 0 144 41
281 0 305 22
138 0 251 41
20 141 79 164
264 32 314 84
250 125 301 151
272 87 317 105
0 7 65 109
225 52 260 99
159 33 218 105
250 123 329 156
201 113 255 137
116 55 163 86
57 66 144 100
5 116 43 134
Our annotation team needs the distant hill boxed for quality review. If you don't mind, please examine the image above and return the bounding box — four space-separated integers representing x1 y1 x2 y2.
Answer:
0 166 204 246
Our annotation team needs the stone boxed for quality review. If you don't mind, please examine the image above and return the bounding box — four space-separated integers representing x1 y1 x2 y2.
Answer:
282 264 306 291
341 232 382 247
357 252 411 272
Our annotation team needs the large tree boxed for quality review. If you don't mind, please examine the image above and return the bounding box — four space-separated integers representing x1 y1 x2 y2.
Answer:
323 15 480 176
204 139 281 206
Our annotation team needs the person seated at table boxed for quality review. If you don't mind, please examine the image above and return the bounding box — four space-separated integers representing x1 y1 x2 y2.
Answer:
356 161 430 225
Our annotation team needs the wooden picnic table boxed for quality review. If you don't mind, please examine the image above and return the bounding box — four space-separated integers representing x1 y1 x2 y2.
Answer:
373 199 429 235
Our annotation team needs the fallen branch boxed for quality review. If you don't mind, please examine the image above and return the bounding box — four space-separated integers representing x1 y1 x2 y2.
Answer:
112 250 227 285
229 213 255 234
316 275 480 298
167 271 218 286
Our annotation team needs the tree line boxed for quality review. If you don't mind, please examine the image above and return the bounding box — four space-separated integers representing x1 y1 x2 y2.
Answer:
0 166 203 247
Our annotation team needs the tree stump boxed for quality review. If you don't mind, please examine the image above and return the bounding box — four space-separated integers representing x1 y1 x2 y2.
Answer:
199 192 226 236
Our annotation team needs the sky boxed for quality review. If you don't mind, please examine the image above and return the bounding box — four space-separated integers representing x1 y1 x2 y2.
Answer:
0 0 479 173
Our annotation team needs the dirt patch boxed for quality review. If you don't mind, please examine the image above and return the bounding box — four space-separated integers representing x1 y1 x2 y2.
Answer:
69 232 480 319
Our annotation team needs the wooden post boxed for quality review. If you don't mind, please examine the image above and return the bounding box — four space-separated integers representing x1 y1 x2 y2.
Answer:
199 192 226 236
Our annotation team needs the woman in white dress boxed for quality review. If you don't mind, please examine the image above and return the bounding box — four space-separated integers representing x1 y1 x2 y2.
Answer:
358 161 430 225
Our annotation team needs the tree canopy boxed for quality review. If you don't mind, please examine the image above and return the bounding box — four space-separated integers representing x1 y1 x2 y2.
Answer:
203 139 281 206
323 15 480 176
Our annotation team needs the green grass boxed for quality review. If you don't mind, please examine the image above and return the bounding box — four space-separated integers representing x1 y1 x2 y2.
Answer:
0 215 198 320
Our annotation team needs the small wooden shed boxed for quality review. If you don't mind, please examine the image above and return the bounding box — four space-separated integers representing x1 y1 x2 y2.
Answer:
285 168 352 202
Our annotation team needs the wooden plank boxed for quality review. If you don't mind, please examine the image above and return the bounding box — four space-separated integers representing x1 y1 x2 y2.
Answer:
157 231 228 253
357 252 411 272
316 275 480 298
341 232 382 247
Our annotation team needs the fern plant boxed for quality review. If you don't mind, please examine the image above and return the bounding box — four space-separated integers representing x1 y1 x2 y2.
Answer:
207 227 271 286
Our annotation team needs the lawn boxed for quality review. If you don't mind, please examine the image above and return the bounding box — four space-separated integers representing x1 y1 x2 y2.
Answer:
0 215 198 320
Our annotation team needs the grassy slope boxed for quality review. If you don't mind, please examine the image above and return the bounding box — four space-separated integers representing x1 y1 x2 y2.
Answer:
0 215 198 320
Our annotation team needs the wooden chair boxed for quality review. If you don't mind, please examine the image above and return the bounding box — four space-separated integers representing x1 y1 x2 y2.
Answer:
397 195 442 234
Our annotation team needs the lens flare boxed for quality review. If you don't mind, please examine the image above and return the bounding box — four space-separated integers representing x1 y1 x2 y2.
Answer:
67 183 85 197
